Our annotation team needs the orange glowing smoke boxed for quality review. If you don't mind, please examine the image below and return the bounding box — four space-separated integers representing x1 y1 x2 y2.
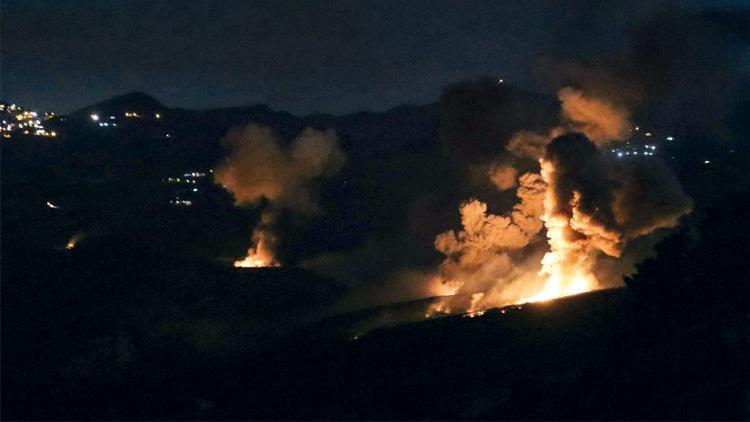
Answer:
429 276 462 297
420 80 692 316
506 88 630 160
430 88 634 311
215 125 346 269
522 165 600 303
557 87 630 143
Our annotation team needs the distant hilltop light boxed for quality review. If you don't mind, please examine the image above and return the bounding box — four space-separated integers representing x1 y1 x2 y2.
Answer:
497 78 504 84
90 113 99 121
704 160 711 164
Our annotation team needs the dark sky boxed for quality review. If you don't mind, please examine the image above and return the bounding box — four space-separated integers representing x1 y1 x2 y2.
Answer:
2 0 744 115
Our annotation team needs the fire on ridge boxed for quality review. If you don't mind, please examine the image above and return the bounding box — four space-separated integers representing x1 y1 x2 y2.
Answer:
428 87 692 317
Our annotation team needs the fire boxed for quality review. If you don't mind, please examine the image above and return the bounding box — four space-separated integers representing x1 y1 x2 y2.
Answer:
520 159 600 303
233 226 280 268
65 233 83 250
425 280 462 317
425 299 451 318
431 138 606 312
215 126 346 270
428 84 691 314
233 251 279 268
521 268 597 304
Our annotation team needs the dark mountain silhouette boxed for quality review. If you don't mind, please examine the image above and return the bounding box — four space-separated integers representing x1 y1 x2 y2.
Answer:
70 91 165 117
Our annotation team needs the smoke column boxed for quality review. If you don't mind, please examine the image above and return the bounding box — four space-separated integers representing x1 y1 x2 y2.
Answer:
232 211 280 268
432 87 691 314
215 124 346 267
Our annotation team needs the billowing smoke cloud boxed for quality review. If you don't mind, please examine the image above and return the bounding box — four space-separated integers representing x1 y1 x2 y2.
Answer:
439 78 559 185
215 124 346 266
432 56 691 312
313 79 691 316
308 7 739 315
216 125 346 214
536 8 748 139
532 133 692 303
435 80 648 311
544 133 692 249
558 87 630 142
430 172 547 312
506 87 630 160
432 130 692 313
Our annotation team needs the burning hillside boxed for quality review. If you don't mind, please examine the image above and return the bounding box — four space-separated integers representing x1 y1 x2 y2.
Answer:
430 88 692 315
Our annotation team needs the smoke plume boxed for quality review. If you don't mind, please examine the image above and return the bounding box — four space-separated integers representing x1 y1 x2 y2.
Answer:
430 172 547 313
536 7 747 139
231 211 280 268
308 6 739 319
433 97 691 313
506 87 630 160
215 124 346 266
216 125 345 214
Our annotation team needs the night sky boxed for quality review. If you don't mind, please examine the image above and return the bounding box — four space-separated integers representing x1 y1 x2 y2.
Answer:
2 0 744 115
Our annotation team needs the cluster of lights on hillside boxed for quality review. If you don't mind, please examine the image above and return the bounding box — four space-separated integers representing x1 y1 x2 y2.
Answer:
163 171 209 184
170 199 193 206
89 110 163 131
607 126 680 159
1 102 58 139
611 143 659 158
163 170 213 206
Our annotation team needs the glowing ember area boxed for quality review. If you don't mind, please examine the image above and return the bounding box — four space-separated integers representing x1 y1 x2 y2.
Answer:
65 233 83 250
233 226 280 268
233 248 279 268
521 268 597 304
428 277 461 297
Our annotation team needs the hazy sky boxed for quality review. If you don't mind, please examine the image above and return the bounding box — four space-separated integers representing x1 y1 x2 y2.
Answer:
2 0 744 114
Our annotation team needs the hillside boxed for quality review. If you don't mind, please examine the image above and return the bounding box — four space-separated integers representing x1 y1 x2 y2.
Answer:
3 285 744 419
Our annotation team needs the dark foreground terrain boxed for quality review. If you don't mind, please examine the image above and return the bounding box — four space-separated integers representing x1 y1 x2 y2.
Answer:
3 265 747 420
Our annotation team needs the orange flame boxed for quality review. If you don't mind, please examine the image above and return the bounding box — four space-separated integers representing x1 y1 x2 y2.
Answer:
521 159 600 303
233 226 280 268
65 232 84 251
